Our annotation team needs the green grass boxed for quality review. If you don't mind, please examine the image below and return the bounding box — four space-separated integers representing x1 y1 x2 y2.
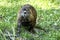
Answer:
0 0 60 40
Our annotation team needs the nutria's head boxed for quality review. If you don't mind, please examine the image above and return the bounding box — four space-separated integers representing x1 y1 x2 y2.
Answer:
20 7 31 22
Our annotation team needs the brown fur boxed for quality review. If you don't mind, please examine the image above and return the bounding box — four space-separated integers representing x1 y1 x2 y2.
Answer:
16 4 37 36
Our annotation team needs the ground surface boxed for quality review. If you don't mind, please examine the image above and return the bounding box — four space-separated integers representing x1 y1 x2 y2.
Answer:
0 0 60 40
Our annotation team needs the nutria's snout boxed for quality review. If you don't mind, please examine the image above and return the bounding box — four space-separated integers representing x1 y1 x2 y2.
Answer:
21 10 30 19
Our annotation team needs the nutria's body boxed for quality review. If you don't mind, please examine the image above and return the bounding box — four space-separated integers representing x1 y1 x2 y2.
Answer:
16 4 37 36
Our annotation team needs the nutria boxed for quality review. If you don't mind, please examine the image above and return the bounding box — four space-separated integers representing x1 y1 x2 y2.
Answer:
16 4 37 36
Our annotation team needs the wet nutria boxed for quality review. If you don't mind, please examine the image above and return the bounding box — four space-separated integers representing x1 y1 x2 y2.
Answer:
16 4 37 36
